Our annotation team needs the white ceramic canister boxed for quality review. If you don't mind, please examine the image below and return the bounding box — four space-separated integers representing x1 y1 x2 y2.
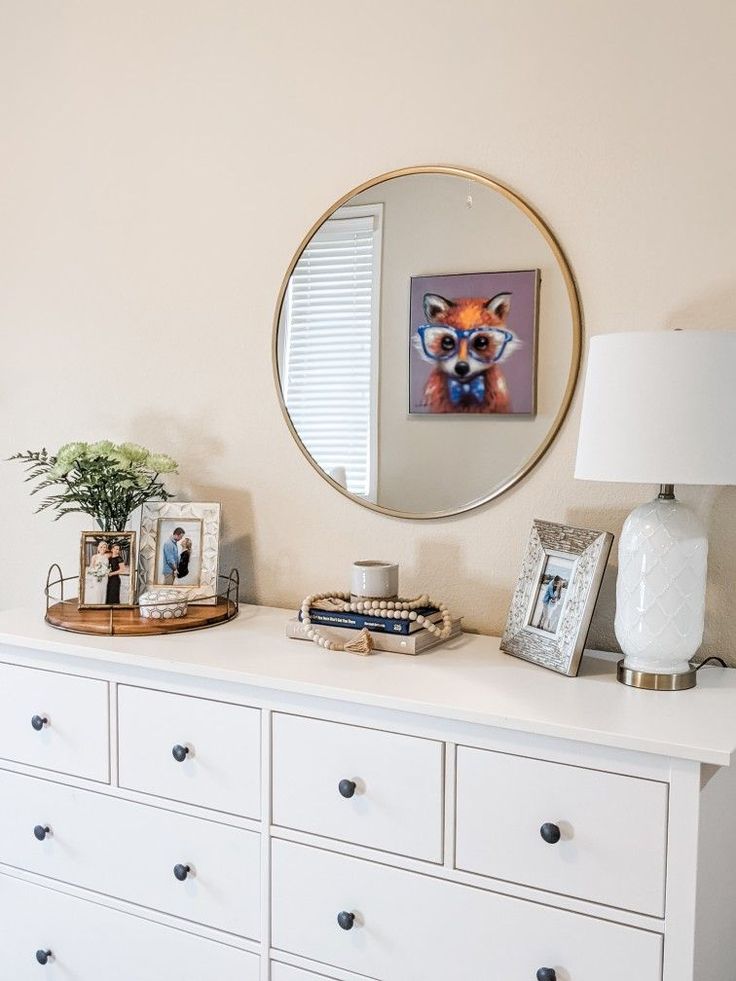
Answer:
139 588 188 621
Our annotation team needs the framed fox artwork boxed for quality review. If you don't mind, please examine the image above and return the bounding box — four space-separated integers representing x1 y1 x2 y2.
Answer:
409 269 540 415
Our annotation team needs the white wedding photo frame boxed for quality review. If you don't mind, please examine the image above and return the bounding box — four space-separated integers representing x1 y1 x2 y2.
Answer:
139 501 221 605
500 518 613 676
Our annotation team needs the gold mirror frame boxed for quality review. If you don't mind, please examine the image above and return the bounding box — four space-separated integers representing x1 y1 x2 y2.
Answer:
272 165 583 520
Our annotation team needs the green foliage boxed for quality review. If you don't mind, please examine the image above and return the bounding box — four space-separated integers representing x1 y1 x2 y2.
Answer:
9 442 178 532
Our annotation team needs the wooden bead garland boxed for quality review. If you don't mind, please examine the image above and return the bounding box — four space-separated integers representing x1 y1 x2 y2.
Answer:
299 592 453 653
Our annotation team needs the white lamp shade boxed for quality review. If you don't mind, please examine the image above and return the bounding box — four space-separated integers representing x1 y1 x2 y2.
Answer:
575 330 736 485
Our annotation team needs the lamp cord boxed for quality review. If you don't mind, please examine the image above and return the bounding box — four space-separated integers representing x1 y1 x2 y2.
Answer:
692 656 728 671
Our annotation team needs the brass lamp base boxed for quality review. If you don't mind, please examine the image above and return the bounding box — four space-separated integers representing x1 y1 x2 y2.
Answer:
617 660 697 691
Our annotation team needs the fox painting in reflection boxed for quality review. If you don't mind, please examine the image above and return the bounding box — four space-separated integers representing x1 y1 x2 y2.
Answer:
415 292 520 413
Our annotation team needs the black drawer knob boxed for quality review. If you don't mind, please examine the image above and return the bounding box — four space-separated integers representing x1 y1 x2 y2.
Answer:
31 715 49 731
174 863 191 882
537 970 557 981
338 779 357 799
34 825 50 841
35 950 52 965
337 910 355 930
540 822 561 845
172 744 190 763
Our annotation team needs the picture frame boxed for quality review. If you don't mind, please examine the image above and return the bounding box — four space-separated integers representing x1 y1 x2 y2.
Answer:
409 269 540 416
139 502 221 605
500 519 613 676
79 531 138 610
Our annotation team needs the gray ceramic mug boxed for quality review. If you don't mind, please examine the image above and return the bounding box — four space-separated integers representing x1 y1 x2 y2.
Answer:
351 560 399 600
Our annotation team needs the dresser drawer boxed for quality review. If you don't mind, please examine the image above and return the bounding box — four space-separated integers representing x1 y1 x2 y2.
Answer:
271 840 663 981
118 686 260 817
455 746 669 916
0 769 260 938
272 964 343 981
0 872 259 981
0 663 109 782
272 714 443 862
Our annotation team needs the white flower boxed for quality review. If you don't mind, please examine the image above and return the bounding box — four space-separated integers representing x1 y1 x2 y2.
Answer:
146 453 178 474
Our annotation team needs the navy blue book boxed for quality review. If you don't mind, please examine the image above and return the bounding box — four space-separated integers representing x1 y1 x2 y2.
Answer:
298 606 440 635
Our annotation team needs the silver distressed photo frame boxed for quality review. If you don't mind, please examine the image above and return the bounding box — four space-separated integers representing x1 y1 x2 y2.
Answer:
501 519 613 676
139 501 221 605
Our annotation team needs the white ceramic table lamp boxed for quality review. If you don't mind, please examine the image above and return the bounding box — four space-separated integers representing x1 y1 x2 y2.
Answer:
575 330 736 690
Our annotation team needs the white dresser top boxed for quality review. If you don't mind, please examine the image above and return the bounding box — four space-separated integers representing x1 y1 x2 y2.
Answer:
0 604 735 765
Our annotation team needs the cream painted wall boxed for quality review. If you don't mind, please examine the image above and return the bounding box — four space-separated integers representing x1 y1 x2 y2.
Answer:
1 1 735 662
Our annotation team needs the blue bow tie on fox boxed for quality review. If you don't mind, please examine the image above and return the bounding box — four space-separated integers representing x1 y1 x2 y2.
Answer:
449 375 485 405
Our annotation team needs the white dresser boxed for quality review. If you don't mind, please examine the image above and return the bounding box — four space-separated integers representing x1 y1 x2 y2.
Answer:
0 605 735 981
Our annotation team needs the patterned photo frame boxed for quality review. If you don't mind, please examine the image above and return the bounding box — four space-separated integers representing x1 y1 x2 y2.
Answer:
139 501 221 606
501 519 613 676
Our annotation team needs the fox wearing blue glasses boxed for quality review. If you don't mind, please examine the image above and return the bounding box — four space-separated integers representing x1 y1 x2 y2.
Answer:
416 293 517 413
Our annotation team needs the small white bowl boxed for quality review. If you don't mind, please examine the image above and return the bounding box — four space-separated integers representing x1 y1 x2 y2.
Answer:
139 588 188 621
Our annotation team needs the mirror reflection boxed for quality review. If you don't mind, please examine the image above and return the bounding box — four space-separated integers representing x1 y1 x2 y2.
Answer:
275 169 580 517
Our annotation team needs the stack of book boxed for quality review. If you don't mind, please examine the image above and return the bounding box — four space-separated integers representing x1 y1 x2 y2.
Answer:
286 603 463 654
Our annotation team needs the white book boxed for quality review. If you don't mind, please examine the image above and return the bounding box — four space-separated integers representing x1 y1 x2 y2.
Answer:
286 616 463 655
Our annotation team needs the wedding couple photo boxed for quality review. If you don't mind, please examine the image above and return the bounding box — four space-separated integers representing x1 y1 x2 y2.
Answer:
155 518 203 588
139 502 220 605
528 553 575 635
79 532 137 609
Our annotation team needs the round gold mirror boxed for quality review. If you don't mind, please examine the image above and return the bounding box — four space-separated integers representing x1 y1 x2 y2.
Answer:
273 166 582 519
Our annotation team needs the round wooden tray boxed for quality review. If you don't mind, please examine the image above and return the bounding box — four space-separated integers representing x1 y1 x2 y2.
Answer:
44 565 240 637
45 597 237 636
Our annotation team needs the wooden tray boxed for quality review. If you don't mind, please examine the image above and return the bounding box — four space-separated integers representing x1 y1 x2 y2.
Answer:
45 597 237 636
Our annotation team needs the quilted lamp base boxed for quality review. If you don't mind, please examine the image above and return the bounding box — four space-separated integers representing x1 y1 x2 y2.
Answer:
615 496 707 680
